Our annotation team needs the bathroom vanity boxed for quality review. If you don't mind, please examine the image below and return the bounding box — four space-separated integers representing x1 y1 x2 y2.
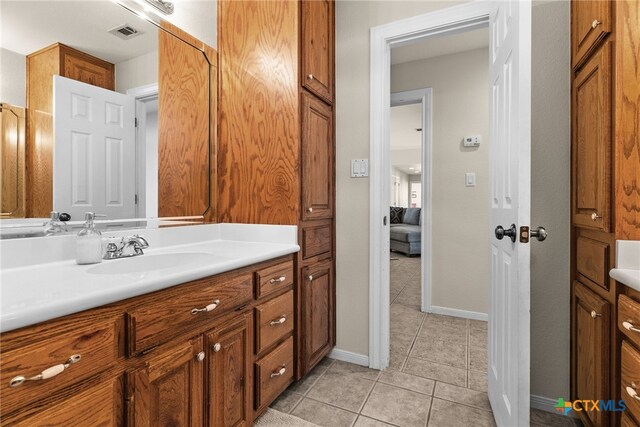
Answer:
0 224 299 426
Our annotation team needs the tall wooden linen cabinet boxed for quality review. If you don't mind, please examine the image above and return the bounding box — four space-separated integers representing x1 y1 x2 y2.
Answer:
570 1 640 426
218 0 336 378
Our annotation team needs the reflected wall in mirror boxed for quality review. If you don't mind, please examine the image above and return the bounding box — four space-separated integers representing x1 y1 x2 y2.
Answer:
0 0 217 229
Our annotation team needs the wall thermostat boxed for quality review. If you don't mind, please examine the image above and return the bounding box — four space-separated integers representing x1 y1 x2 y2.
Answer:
463 135 481 147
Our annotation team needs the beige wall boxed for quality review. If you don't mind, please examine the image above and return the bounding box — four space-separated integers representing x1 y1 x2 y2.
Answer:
1 48 26 107
530 0 571 400
335 0 571 400
115 50 158 94
392 48 490 315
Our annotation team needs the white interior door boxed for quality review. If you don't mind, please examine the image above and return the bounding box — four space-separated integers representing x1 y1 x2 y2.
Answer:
54 76 136 221
487 1 531 426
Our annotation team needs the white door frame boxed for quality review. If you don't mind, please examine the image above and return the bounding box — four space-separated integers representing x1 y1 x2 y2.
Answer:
390 89 433 314
369 1 492 370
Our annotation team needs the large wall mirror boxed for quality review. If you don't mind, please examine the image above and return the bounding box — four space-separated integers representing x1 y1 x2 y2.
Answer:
0 0 217 236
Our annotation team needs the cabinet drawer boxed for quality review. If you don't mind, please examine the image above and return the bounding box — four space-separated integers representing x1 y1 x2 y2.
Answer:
127 273 253 353
255 260 294 299
302 222 332 259
0 316 120 414
571 0 611 69
576 237 609 290
619 295 640 349
255 336 294 410
621 341 640 421
255 291 294 354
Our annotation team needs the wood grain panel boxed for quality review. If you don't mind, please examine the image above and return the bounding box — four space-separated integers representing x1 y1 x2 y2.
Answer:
614 0 640 239
255 260 294 299
206 315 252 427
255 290 294 355
4 374 122 427
574 281 610 427
621 341 640 421
619 295 640 350
571 0 611 69
301 0 334 103
158 29 211 218
1 104 26 218
218 0 300 225
60 45 115 91
254 336 294 411
127 272 253 353
0 315 120 412
301 92 333 220
128 336 204 427
302 221 332 259
302 260 333 371
576 236 609 290
572 42 612 231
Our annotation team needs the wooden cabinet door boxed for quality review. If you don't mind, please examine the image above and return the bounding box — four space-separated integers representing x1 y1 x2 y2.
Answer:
206 315 251 427
301 92 333 221
571 0 611 68
127 337 204 426
574 281 610 427
61 47 115 91
302 260 334 371
572 42 612 232
301 0 334 103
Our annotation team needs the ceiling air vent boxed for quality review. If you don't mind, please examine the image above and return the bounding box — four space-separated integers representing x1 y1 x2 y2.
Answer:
108 24 143 40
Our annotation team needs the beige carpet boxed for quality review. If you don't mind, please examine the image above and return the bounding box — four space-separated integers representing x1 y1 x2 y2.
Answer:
254 408 318 427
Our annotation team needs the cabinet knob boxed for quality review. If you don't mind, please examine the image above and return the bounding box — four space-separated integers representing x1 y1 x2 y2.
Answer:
307 74 314 81
591 19 601 29
308 275 313 282
590 310 601 319
213 343 221 353
196 351 205 362
307 207 313 213
591 212 601 221
625 385 640 401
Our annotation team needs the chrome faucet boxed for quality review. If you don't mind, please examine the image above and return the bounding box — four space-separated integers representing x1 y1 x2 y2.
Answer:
103 235 149 259
44 211 70 236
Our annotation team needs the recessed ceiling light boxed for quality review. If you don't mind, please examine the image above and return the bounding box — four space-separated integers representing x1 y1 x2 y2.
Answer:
409 167 414 170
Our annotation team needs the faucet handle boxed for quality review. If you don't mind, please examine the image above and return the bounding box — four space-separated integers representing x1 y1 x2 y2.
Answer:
132 234 149 249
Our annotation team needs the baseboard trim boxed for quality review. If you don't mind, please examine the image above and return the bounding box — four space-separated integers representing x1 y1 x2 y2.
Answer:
530 395 579 419
429 305 488 321
329 348 369 367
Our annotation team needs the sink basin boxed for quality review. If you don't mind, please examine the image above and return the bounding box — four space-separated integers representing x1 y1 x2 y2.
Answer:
87 252 228 275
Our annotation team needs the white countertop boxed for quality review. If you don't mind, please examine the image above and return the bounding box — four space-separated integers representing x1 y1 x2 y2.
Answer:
0 223 299 333
609 240 640 292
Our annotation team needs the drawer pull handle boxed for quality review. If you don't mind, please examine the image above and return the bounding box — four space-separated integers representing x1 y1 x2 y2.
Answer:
213 343 221 353
196 351 205 362
591 19 601 29
591 212 601 221
623 321 640 333
625 386 640 401
270 315 287 326
270 276 286 284
590 310 602 319
9 354 81 387
307 74 314 81
191 299 220 315
270 365 287 378
308 275 313 282
307 207 313 213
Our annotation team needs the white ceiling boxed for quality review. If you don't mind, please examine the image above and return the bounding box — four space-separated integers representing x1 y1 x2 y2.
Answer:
391 103 422 150
394 164 422 176
391 27 489 65
0 0 216 64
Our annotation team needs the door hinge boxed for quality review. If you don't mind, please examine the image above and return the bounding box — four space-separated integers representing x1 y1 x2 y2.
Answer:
134 117 139 127
134 194 139 204
383 216 387 226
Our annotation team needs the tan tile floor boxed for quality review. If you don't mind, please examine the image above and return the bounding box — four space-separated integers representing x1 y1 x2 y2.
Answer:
271 253 581 427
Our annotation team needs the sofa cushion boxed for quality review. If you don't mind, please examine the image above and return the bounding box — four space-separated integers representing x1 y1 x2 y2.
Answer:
403 208 421 225
390 225 421 243
390 207 404 224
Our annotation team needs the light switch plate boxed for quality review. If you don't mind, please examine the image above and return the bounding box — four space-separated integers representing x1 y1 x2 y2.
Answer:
465 172 476 187
351 159 369 178
463 135 481 147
